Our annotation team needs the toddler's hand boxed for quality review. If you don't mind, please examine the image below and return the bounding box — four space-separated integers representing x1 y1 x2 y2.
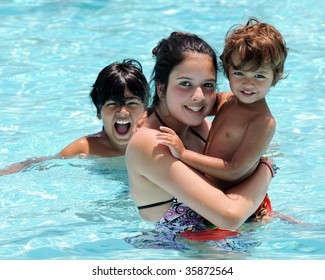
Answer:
156 126 186 159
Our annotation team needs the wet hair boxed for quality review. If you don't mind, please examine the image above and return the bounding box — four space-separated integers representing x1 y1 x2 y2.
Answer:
150 32 218 107
90 59 149 115
220 17 288 85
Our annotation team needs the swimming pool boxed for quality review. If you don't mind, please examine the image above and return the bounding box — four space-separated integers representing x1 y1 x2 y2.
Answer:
0 0 324 260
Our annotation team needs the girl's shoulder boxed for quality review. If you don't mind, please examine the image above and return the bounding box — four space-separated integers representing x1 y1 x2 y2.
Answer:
128 126 159 151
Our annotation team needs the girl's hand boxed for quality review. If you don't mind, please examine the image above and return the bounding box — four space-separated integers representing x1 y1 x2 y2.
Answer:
156 126 186 159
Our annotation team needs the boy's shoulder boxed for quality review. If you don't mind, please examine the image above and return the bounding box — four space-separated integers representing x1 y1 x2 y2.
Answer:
218 91 234 101
217 91 234 108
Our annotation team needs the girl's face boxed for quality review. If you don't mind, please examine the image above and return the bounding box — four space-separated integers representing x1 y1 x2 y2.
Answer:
164 53 216 127
100 89 145 148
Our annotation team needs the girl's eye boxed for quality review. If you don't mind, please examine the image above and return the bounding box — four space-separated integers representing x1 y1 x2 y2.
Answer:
233 71 244 76
180 81 191 87
203 82 215 88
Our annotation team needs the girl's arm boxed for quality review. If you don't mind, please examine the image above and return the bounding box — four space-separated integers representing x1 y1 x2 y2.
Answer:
126 127 272 230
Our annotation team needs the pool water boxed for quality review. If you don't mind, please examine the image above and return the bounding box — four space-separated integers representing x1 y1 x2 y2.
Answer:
0 0 324 260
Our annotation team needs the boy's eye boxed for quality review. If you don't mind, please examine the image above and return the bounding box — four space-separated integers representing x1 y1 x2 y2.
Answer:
255 74 266 79
104 102 117 107
126 101 142 107
233 71 244 76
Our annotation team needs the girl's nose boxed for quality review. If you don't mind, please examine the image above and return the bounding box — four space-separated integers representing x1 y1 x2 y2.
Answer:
192 87 204 101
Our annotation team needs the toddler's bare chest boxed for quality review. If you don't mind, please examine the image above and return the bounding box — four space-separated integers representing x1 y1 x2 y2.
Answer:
205 109 252 158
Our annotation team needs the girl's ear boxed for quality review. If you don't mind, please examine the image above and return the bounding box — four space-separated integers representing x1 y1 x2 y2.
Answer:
156 84 165 100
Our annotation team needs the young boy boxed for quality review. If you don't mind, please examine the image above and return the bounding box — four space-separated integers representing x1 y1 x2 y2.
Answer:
0 59 149 175
156 18 287 220
60 58 149 158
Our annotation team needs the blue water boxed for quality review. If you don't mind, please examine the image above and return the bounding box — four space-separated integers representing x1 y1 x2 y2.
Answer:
0 0 324 260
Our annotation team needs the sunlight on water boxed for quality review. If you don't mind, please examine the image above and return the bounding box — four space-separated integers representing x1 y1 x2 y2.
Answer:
0 0 324 260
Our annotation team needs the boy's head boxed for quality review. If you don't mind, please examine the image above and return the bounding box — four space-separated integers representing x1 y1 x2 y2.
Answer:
90 59 149 116
220 17 288 86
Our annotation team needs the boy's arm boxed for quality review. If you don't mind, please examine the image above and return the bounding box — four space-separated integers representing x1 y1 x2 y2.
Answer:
156 126 186 159
0 137 88 176
0 155 57 176
156 92 275 182
180 116 276 181
59 137 89 158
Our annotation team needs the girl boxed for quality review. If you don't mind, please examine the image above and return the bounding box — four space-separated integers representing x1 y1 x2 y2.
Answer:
126 32 275 234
